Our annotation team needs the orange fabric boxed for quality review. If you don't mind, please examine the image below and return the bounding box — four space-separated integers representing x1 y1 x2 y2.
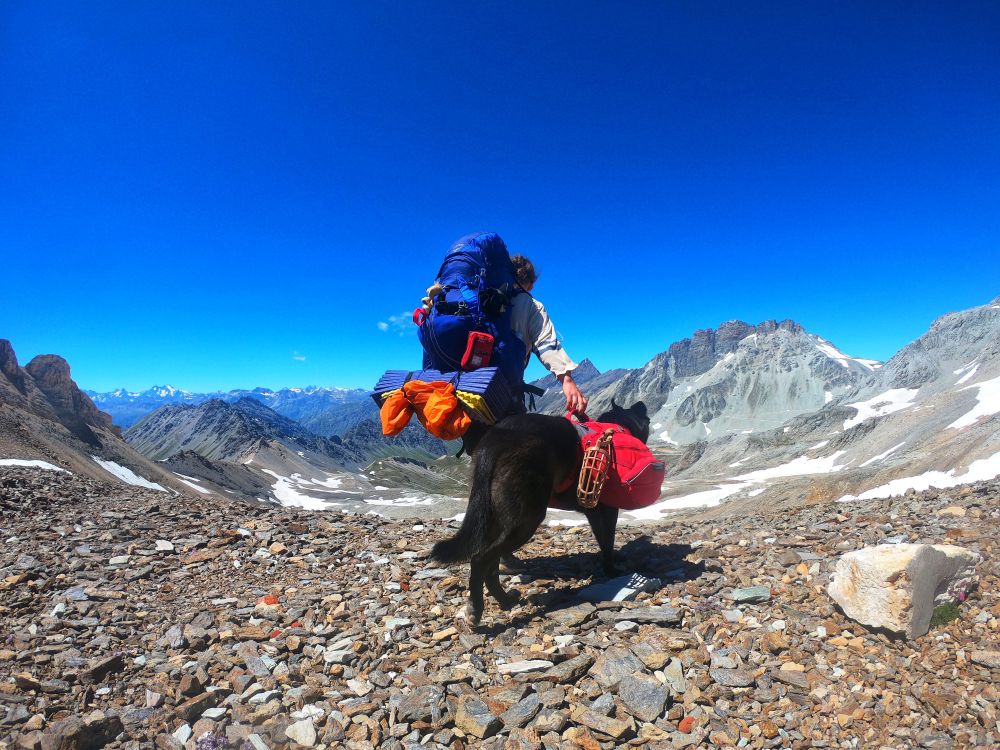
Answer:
379 380 472 440
380 389 414 435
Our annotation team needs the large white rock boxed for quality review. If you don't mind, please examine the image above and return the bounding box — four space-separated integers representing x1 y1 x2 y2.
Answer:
827 543 981 638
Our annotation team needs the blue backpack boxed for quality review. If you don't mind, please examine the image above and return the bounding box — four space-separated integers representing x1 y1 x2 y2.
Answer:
417 232 527 401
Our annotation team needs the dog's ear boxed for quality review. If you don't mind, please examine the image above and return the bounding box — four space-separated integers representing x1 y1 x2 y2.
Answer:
610 397 619 411
630 401 647 418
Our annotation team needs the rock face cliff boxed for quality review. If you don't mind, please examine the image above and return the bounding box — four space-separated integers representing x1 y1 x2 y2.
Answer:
541 321 879 446
0 339 185 492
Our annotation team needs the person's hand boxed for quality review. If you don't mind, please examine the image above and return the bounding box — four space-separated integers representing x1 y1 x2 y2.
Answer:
560 374 588 415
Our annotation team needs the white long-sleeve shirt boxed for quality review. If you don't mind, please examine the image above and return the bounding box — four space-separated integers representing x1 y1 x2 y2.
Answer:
509 293 578 377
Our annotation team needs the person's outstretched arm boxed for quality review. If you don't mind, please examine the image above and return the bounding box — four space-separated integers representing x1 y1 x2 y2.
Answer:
523 298 589 413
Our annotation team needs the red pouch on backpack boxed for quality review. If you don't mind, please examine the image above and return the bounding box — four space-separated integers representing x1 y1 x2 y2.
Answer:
461 331 495 370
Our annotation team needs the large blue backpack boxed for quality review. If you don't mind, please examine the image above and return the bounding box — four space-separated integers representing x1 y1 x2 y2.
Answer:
418 232 527 403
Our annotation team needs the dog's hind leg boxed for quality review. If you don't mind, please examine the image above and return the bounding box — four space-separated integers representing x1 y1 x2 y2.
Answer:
586 504 622 576
465 556 487 626
483 553 522 610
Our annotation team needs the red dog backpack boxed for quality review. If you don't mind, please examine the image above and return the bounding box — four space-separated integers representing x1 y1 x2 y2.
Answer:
578 420 665 510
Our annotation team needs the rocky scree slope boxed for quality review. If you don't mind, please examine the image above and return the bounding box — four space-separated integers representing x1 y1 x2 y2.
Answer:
1 465 998 749
0 340 187 493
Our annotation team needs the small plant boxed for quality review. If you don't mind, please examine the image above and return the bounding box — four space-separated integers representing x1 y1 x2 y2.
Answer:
930 602 961 628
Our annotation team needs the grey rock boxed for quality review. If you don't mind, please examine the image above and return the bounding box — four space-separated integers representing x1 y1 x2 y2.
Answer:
452 694 501 739
709 668 756 688
618 672 671 723
589 647 646 690
500 694 541 729
612 606 681 625
731 585 771 603
662 657 687 696
393 685 446 723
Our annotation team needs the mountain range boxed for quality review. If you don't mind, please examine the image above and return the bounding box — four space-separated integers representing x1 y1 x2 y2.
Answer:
6 295 999 517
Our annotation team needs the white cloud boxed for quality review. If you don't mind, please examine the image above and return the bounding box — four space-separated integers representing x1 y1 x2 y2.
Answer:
377 311 414 336
292 351 306 361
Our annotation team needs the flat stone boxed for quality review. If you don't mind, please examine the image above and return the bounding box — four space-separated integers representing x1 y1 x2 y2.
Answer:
155 540 175 552
970 650 1000 669
709 668 755 688
589 647 646 690
612 606 681 625
80 654 125 684
572 708 633 740
827 543 981 638
731 585 771 603
549 603 596 627
393 685 446 723
497 660 553 675
772 668 809 689
535 654 595 684
452 694 501 739
662 657 687 696
617 672 670 723
175 692 218 722
500 694 541 729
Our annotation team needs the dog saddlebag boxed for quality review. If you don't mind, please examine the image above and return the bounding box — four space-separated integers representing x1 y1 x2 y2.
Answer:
579 421 665 510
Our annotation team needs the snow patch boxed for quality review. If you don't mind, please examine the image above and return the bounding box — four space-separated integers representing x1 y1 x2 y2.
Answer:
859 442 906 468
954 361 979 385
0 459 69 472
657 430 677 445
175 476 212 495
843 389 919 429
736 451 848 482
364 496 434 507
748 488 765 497
808 441 829 451
92 457 165 491
261 469 341 510
948 375 1000 430
838 450 1000 502
815 341 879 371
824 391 833 404
627 483 750 520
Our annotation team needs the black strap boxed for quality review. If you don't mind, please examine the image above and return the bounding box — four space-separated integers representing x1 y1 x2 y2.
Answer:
523 383 545 396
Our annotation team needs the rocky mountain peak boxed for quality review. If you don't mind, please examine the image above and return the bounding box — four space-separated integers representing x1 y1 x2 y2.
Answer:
0 339 26 392
22 354 117 442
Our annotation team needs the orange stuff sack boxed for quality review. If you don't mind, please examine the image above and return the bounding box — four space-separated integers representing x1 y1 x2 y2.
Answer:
380 389 414 435
379 380 471 441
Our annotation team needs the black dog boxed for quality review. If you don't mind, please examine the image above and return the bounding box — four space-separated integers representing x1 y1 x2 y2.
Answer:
431 400 650 625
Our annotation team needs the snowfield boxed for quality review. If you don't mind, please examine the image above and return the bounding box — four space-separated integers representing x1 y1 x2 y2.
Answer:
838 450 1000 502
948 375 1000 430
843 389 920 430
736 450 848 481
91 457 165 491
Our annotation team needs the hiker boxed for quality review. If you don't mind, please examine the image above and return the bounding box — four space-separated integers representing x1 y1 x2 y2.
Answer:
414 232 589 453
508 254 588 414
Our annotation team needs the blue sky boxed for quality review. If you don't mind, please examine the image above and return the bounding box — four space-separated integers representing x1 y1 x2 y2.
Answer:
2 1 998 392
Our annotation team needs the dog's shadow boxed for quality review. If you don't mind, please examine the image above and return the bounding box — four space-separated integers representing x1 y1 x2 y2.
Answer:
477 536 704 635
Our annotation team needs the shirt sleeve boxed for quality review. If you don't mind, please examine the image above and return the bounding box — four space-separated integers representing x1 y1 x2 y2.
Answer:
525 299 579 377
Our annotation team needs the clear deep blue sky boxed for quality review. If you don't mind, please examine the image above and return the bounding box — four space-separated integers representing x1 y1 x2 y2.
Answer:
2 2 998 392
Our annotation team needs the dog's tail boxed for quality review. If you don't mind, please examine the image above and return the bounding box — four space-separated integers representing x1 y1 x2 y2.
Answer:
430 445 497 563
